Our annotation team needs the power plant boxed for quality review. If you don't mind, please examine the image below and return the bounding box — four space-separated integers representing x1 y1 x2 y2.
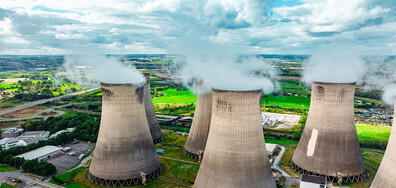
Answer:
371 101 396 187
291 82 367 183
143 73 163 144
88 83 161 187
194 89 276 188
184 91 212 159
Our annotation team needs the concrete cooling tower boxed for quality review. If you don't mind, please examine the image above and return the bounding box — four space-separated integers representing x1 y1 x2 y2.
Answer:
371 101 396 188
184 91 212 159
194 89 276 188
88 83 161 187
143 73 163 144
291 82 366 183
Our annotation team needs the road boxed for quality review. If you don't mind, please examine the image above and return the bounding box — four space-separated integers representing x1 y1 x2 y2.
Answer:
0 169 63 188
0 104 71 122
271 145 300 188
0 88 98 116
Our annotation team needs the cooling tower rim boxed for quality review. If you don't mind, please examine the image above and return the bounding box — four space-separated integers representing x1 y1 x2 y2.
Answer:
100 82 144 87
212 88 262 93
313 81 356 85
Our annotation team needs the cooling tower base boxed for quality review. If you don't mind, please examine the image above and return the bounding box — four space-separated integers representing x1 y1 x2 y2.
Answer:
88 166 162 187
183 148 200 160
290 160 367 183
153 136 164 145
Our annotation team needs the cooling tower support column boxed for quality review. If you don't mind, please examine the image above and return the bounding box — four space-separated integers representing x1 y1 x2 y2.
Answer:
291 82 367 183
89 83 161 187
184 92 212 160
144 73 163 144
194 89 276 188
371 101 396 187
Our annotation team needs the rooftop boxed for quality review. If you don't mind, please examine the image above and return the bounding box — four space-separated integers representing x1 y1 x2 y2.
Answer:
301 174 327 185
16 145 61 160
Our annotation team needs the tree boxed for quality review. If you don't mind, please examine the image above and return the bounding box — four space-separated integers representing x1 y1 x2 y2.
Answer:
22 160 38 173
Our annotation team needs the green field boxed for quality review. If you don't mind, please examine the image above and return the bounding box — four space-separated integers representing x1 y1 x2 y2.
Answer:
265 138 298 145
0 165 16 172
0 183 16 188
152 89 197 104
263 95 311 109
356 124 392 141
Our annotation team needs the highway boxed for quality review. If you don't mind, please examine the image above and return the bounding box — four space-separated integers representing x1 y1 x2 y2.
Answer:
0 88 98 116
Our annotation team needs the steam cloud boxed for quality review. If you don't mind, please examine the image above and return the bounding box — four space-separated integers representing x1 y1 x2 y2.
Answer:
303 43 367 84
363 56 396 104
169 34 278 94
59 55 145 88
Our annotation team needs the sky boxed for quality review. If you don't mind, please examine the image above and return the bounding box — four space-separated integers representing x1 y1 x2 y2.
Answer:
0 0 395 55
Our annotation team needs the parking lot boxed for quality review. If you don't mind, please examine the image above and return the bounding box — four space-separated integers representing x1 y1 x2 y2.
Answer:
47 141 94 173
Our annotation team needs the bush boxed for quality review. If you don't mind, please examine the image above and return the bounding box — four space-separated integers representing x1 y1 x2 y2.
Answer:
52 176 64 184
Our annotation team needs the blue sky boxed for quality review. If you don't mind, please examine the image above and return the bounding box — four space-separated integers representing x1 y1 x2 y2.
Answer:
0 0 395 55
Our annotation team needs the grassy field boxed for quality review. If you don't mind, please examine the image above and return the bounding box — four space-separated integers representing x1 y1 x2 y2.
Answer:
265 137 298 145
0 165 17 172
356 124 392 141
263 95 311 109
0 100 25 110
0 183 16 188
152 89 197 104
154 103 195 116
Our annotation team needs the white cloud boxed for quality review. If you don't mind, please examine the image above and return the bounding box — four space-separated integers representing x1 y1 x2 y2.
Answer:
0 0 395 54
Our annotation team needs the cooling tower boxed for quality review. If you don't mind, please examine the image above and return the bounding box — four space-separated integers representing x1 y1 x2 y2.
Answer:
88 83 161 187
371 101 396 188
184 91 212 159
143 73 163 144
291 82 367 183
194 89 276 188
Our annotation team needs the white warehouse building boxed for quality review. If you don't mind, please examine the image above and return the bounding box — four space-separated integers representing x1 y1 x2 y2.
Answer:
16 145 62 161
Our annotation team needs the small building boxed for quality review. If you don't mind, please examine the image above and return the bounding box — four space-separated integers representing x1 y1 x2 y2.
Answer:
300 174 327 188
2 128 24 138
16 145 62 161
265 143 278 157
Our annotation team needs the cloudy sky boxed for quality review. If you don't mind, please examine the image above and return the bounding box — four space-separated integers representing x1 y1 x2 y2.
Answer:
0 0 395 55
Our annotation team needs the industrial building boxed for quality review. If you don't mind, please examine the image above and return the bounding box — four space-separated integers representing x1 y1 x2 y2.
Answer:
184 92 212 159
1 128 24 138
143 73 163 144
18 131 50 145
88 83 161 187
194 89 276 188
49 128 75 139
16 145 62 161
371 102 396 187
0 137 27 150
300 174 327 188
291 82 366 183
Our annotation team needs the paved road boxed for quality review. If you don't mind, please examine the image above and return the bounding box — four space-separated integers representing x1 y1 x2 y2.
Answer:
0 169 63 188
0 88 98 116
271 145 300 188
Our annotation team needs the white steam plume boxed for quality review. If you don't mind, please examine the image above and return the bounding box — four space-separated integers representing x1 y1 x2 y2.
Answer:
363 56 396 104
59 55 145 88
303 43 367 84
169 34 278 93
